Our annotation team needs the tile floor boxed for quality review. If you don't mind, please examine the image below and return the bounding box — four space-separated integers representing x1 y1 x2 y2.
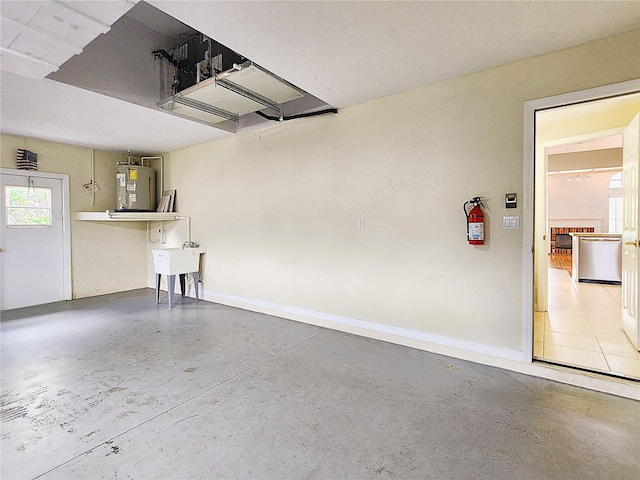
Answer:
535 267 640 379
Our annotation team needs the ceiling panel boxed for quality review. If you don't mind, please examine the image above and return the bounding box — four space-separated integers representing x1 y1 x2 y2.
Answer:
62 1 141 26
0 18 21 47
0 48 56 78
2 19 81 65
0 0 136 80
0 1 46 25
26 1 110 48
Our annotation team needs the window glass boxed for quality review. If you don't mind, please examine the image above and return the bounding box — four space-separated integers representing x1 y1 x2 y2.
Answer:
608 196 622 233
5 186 51 226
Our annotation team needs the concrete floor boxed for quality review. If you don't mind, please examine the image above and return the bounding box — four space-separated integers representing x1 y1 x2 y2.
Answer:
1 289 639 480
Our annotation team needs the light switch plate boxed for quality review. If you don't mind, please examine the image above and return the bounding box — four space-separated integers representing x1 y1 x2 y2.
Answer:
503 215 520 230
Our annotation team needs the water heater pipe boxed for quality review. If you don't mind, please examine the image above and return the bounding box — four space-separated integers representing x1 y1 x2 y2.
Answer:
176 216 191 243
141 156 164 194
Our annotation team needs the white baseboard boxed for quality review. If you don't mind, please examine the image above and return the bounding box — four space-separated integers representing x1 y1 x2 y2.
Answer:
203 288 525 362
201 288 640 400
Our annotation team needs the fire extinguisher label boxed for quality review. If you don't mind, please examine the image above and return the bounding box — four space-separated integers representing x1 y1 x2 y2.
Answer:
469 222 484 240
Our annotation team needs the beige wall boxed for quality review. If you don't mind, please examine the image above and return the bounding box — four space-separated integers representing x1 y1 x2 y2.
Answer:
4 29 636 360
1 135 148 298
154 29 640 356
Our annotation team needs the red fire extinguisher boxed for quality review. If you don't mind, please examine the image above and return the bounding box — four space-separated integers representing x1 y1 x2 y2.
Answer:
464 196 485 245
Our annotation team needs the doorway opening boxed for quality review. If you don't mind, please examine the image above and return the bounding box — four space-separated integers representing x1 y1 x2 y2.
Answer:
530 88 639 380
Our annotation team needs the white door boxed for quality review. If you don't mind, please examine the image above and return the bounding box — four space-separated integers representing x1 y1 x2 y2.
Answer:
622 113 640 350
0 171 69 310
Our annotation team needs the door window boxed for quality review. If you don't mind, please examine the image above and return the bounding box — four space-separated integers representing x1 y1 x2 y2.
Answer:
5 186 52 227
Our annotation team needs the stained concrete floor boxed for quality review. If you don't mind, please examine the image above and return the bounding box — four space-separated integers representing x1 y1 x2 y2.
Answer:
1 289 639 480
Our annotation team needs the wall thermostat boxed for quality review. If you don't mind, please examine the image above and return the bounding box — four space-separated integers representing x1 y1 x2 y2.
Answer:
505 193 517 209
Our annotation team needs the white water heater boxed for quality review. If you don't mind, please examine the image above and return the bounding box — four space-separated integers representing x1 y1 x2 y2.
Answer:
116 163 156 211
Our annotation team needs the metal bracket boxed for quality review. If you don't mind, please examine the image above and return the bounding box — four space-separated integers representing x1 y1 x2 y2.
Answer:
170 95 239 122
215 76 280 111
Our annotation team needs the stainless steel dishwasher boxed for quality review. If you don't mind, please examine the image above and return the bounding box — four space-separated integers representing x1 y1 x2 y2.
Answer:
578 236 622 284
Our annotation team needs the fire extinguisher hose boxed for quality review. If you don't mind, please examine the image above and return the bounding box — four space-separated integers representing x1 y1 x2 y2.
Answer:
463 200 472 241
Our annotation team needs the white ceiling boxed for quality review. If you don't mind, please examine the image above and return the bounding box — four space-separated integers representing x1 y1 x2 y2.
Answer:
1 0 639 153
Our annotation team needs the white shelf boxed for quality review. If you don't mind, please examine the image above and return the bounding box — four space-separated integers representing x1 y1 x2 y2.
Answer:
74 211 180 222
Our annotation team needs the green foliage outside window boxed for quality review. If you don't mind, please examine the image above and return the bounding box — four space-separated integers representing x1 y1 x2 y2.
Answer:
5 187 51 226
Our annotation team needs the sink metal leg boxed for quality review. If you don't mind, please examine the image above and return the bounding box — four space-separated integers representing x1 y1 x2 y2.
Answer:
167 275 175 308
155 272 199 306
179 274 186 298
193 272 200 300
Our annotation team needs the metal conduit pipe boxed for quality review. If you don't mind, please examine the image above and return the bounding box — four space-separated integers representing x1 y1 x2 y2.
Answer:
176 216 191 243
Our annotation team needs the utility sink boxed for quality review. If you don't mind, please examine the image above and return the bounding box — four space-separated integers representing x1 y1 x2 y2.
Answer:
152 247 206 308
152 247 206 275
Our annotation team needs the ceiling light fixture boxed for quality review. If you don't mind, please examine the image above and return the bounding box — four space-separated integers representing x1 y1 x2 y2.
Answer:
566 174 591 183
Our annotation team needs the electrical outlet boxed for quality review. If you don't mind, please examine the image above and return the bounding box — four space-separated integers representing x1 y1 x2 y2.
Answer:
358 218 365 230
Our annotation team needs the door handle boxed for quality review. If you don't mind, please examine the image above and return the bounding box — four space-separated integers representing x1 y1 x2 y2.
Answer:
625 241 639 247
